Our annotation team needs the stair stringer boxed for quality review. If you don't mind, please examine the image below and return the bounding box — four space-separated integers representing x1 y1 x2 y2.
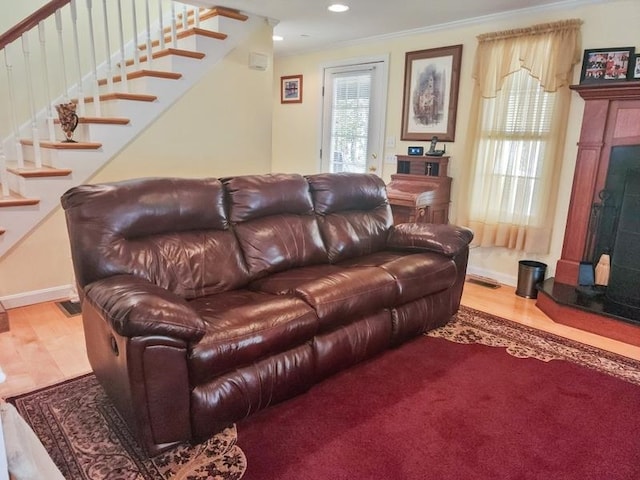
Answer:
0 13 264 259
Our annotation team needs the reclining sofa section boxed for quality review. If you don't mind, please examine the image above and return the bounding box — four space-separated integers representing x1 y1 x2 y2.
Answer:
61 172 473 455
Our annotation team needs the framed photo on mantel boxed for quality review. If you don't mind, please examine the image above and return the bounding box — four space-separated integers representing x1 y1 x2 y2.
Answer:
401 44 463 142
579 47 635 84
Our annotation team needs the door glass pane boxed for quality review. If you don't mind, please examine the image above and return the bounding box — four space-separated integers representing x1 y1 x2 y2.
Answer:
329 72 371 173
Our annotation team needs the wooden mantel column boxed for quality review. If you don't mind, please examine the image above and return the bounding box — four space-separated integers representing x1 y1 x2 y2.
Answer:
555 81 640 285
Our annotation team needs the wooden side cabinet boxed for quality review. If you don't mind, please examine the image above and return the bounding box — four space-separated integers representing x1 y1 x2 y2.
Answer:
387 155 452 225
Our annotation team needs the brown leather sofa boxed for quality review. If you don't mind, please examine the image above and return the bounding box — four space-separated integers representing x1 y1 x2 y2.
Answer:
61 172 473 455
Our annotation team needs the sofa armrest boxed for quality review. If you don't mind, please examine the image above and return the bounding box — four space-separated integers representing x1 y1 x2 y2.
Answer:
84 275 206 342
387 223 474 257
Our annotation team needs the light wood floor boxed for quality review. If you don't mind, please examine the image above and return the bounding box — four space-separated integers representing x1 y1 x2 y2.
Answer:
1 282 640 399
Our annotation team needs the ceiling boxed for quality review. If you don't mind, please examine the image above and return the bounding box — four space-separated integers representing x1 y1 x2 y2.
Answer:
191 0 593 56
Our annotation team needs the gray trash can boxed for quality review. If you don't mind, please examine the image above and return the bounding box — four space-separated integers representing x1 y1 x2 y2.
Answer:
515 260 547 299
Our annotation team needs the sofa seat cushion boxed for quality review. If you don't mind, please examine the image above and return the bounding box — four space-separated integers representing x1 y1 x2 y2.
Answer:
292 266 397 330
338 251 458 304
188 290 318 385
249 264 343 295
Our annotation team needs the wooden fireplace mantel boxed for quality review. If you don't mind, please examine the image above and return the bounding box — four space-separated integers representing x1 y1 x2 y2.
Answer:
537 80 640 345
555 81 640 284
570 81 640 100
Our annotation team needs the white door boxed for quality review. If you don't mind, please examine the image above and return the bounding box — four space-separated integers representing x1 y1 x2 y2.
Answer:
320 58 388 174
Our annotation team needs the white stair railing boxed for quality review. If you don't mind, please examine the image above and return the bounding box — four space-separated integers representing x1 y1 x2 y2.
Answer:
38 22 56 142
130 0 141 69
0 0 208 198
144 0 154 69
116 0 129 92
101 0 114 94
54 10 71 104
170 3 178 48
3 45 25 173
0 144 8 197
21 33 43 168
85 0 102 116
69 0 87 116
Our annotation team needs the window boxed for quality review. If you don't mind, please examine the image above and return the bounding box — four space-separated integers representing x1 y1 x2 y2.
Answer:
461 19 582 253
470 69 556 224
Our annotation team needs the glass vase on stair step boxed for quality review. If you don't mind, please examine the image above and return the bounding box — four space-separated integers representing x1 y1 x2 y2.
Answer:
55 102 79 143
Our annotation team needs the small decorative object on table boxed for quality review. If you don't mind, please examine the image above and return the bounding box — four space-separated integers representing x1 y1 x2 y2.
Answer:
55 102 79 143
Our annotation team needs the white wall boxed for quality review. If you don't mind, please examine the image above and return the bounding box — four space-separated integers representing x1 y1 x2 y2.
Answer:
2 1 639 301
0 22 274 300
272 0 640 286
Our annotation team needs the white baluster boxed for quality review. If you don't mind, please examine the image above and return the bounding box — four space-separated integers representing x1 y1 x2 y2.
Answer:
70 0 86 116
0 143 9 197
116 0 128 91
194 6 200 28
38 21 56 142
86 0 102 117
144 0 153 68
157 0 165 50
54 9 71 103
170 2 178 48
131 0 140 68
21 33 42 168
3 45 24 168
102 0 114 92
182 4 188 31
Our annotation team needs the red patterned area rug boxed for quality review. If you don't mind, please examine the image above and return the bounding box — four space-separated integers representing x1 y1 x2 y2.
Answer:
8 375 246 479
236 306 640 480
7 306 640 479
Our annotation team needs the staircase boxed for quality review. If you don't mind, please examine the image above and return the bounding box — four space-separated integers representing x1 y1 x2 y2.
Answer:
0 0 261 258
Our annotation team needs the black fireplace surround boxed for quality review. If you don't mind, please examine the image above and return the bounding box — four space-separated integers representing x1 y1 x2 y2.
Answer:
555 145 640 324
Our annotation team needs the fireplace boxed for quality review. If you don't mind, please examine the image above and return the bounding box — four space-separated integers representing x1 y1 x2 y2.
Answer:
587 146 640 265
536 81 640 347
607 167 640 311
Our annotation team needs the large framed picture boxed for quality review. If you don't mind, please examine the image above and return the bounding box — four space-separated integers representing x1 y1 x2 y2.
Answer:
280 74 303 103
401 44 462 142
579 47 635 84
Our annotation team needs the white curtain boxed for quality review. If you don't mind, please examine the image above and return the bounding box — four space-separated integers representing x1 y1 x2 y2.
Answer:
459 20 582 253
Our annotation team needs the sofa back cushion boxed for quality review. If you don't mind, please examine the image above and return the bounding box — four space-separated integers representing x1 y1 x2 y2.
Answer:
61 177 250 299
307 173 393 263
224 173 328 278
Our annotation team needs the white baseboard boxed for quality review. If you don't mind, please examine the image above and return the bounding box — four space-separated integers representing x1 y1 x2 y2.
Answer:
0 284 74 309
466 266 517 288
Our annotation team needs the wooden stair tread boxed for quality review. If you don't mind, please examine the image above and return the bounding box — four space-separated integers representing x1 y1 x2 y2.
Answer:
54 116 130 125
123 48 205 67
20 139 102 149
170 7 248 32
201 7 248 22
97 70 182 86
139 27 226 51
79 92 157 103
0 193 39 207
78 116 130 125
7 165 72 178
